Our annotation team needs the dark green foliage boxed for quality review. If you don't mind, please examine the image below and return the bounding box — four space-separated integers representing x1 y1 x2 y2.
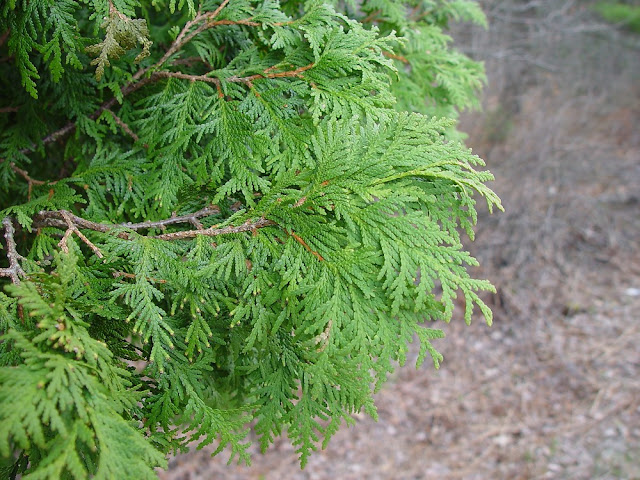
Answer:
0 0 501 477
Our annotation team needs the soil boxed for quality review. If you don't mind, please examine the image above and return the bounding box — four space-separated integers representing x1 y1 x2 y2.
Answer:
159 7 640 479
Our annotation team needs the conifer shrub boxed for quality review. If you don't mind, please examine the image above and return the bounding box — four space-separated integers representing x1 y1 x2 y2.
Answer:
0 0 502 477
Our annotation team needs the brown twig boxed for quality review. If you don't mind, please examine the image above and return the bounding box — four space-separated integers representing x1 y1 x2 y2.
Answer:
161 4 295 75
0 217 25 285
134 0 235 83
103 108 140 142
173 10 274 58
152 70 222 86
153 217 276 241
209 0 232 20
58 210 105 259
382 50 410 64
7 162 49 200
112 271 168 284
151 62 314 89
33 206 324 263
39 122 76 147
34 206 225 236
231 63 314 83
38 208 276 247
0 106 19 113
288 230 324 261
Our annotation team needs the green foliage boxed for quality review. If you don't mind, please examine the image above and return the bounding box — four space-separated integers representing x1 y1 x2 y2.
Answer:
85 6 152 81
593 2 640 32
0 0 500 477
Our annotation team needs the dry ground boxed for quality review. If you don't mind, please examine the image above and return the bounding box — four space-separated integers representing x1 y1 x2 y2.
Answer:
159 9 640 480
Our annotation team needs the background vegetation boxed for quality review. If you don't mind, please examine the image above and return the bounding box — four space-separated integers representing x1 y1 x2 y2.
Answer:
593 1 640 32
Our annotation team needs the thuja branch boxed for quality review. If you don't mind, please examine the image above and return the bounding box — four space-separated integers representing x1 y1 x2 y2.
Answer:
152 217 276 240
3 0 234 164
9 57 312 180
33 206 224 235
31 209 328 264
6 7 298 185
152 63 314 90
37 209 276 242
31 209 324 261
58 210 105 259
0 217 25 285
0 0 499 474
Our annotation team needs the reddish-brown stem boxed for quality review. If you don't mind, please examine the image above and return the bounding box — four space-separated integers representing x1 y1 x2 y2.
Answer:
209 0 232 20
232 63 314 83
209 18 260 27
288 230 324 261
152 71 221 86
382 51 409 64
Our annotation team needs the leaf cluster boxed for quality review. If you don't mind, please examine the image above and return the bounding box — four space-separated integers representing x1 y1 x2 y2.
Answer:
0 0 500 477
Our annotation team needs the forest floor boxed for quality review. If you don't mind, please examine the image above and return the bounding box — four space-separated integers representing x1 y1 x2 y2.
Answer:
159 10 640 480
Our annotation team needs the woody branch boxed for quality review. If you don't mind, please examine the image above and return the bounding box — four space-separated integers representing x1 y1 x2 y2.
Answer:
33 206 225 235
0 217 25 285
30 208 324 260
2 199 323 280
33 209 276 242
